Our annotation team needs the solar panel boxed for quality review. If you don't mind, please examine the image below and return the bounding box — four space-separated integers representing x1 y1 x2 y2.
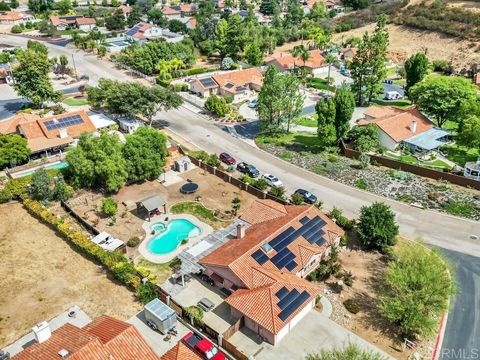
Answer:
125 26 140 36
285 260 297 271
200 77 216 87
275 287 289 300
270 247 290 264
44 115 84 131
268 227 295 248
277 289 299 310
299 216 310 225
225 83 234 89
251 249 269 265
276 252 295 269
304 228 325 243
278 291 310 321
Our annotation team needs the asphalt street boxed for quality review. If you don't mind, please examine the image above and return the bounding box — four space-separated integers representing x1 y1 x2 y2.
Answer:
2 34 479 358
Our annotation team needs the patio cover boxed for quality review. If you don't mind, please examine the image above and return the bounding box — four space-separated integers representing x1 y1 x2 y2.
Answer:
403 128 451 151
137 195 166 212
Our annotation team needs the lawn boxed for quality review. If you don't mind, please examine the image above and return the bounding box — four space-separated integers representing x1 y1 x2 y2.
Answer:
294 114 318 128
58 29 85 35
256 132 322 153
441 144 479 167
136 258 177 284
63 97 89 106
371 99 412 109
306 77 336 92
384 151 452 171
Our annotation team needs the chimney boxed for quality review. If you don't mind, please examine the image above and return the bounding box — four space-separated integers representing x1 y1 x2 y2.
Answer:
411 119 417 133
32 321 51 344
236 224 245 239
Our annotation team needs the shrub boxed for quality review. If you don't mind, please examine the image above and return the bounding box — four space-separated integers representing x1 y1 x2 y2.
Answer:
205 153 221 167
358 153 370 169
343 299 360 314
343 271 355 286
356 179 367 190
127 236 141 247
189 150 208 161
11 24 22 33
184 305 204 324
432 59 449 73
441 199 477 218
0 187 12 203
181 239 188 245
253 178 268 191
339 235 348 247
136 282 157 304
239 174 254 185
221 56 233 70
328 206 353 231
357 202 398 253
102 197 118 217
268 186 286 199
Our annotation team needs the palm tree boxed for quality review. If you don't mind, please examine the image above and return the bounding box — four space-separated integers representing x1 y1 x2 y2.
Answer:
156 59 173 80
231 197 241 216
325 53 338 85
292 45 310 82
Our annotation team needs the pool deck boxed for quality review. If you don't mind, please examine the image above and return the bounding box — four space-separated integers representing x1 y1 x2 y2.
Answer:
138 213 213 263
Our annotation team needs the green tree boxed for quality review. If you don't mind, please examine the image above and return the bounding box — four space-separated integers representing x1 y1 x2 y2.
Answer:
316 98 337 147
168 19 187 33
245 41 262 66
56 0 72 14
231 196 241 215
27 40 48 55
123 127 168 182
259 0 278 15
324 53 337 84
409 75 478 128
357 202 398 253
13 50 61 108
147 7 168 27
136 282 157 304
30 168 52 201
257 65 281 130
65 132 127 192
0 134 30 169
204 94 229 117
404 53 429 93
102 197 118 217
308 2 327 22
379 247 455 338
306 343 387 360
334 87 355 140
127 6 142 27
457 115 480 151
52 175 73 201
349 124 379 152
280 73 304 132
105 8 125 30
342 0 370 9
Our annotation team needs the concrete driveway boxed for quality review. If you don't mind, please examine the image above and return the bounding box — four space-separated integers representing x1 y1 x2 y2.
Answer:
230 311 393 360
127 310 191 357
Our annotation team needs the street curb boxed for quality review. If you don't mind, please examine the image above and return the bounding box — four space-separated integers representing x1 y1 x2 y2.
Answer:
432 311 448 360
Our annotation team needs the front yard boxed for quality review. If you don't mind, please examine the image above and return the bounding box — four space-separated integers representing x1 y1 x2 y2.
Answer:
0 202 142 348
383 151 452 171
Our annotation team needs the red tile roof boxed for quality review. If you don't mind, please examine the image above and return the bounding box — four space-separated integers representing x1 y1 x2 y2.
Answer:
12 316 161 360
120 4 132 13
76 17 96 25
265 49 326 71
240 199 287 225
161 342 202 360
0 11 28 21
225 268 321 334
212 68 263 93
162 6 181 15
0 113 40 134
200 203 344 289
360 106 434 142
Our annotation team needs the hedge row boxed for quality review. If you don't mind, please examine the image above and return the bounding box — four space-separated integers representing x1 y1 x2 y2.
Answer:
23 198 143 290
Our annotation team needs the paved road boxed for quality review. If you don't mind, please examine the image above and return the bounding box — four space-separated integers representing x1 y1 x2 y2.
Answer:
439 248 480 360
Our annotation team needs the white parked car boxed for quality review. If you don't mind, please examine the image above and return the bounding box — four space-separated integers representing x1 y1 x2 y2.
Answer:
248 98 258 108
384 91 403 100
262 174 283 187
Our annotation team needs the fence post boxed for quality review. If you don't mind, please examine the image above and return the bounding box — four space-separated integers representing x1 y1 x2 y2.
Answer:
166 295 170 306
217 334 223 347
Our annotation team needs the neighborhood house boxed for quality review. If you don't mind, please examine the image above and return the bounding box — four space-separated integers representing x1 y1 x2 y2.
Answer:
0 11 35 25
358 106 451 154
198 200 345 344
265 49 328 75
49 15 96 31
125 22 184 42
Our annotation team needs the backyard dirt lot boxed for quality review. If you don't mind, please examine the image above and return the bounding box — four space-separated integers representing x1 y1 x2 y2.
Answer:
323 238 435 359
333 24 480 68
0 202 142 348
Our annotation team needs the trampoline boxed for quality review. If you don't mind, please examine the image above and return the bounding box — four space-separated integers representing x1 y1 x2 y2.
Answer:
180 182 199 194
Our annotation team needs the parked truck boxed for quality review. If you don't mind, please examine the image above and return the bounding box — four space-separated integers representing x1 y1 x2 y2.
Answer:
182 331 226 360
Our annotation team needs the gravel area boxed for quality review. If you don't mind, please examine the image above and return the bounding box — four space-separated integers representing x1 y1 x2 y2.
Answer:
260 143 480 221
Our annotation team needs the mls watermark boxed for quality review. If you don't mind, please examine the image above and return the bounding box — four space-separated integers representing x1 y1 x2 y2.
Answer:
441 349 480 359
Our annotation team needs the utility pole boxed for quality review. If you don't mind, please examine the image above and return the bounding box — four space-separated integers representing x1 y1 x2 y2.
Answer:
71 54 78 81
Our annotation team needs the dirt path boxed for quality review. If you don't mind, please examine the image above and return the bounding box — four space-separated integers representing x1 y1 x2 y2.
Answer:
333 24 480 68
0 202 142 348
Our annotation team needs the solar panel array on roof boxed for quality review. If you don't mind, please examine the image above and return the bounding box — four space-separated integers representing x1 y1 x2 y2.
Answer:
275 286 288 300
278 290 310 321
225 83 234 89
44 114 84 131
250 216 327 269
125 25 141 36
199 77 217 88
252 249 269 265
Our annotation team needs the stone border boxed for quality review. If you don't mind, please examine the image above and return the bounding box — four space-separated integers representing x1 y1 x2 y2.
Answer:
138 213 213 264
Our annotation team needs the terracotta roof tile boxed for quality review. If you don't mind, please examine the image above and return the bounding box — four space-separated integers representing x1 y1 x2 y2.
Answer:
225 268 321 334
161 342 202 360
265 50 326 71
76 17 96 25
162 6 181 15
200 204 344 288
212 68 263 92
361 106 434 142
0 11 26 21
240 199 287 225
0 113 40 134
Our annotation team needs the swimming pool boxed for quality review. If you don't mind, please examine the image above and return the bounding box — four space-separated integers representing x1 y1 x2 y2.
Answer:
17 161 69 177
147 219 201 255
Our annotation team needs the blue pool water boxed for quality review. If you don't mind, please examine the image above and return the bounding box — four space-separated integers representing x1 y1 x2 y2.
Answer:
18 162 68 177
148 219 201 255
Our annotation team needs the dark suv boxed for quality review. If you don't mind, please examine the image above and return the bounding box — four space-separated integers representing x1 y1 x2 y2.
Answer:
294 189 318 204
236 162 260 178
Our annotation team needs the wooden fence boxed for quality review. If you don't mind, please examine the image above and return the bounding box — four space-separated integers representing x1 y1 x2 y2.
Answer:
222 338 250 360
340 142 480 190
223 316 244 340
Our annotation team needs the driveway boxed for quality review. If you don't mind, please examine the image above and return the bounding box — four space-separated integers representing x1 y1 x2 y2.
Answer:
230 311 393 360
127 310 191 357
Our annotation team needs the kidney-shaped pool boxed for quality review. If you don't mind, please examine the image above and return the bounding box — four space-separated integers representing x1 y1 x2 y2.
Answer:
147 219 201 255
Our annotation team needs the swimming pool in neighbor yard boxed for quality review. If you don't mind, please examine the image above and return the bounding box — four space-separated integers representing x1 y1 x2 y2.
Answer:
17 161 68 177
147 219 201 255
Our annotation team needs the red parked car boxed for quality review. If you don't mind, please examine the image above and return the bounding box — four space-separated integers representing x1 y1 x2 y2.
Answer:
219 152 236 165
182 332 226 360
